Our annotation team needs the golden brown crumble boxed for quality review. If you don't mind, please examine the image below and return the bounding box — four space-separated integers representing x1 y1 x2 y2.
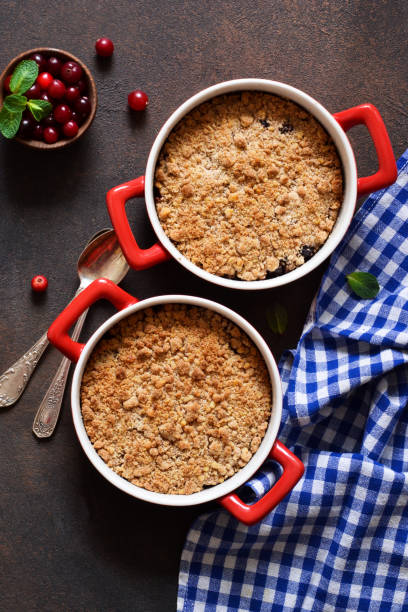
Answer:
81 305 271 495
154 91 343 281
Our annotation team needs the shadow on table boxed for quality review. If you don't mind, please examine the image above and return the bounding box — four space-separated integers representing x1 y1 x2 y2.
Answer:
0 134 92 211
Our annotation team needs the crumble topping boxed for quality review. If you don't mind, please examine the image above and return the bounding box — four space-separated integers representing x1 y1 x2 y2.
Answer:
81 305 272 495
154 91 343 281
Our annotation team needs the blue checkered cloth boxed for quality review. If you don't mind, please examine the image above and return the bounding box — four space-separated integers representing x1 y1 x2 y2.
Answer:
177 149 408 612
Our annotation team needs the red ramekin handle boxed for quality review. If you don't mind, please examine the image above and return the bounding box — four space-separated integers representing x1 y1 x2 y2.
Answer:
47 278 138 362
333 103 397 197
219 440 304 526
106 175 171 270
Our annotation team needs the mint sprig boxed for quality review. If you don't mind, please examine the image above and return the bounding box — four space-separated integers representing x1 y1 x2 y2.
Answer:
0 59 52 139
4 94 27 113
0 107 22 139
266 302 288 335
27 99 52 121
9 59 38 94
346 271 380 299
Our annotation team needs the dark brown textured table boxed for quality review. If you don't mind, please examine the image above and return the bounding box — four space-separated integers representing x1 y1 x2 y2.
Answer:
0 2 407 610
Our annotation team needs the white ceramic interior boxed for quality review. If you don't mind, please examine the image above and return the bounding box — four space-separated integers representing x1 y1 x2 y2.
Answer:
71 295 282 507
144 78 357 290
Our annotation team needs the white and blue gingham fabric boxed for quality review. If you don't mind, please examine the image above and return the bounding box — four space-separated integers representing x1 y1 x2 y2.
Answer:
178 149 408 612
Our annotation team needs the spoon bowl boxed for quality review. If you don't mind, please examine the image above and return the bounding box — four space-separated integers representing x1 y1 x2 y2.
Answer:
78 229 129 288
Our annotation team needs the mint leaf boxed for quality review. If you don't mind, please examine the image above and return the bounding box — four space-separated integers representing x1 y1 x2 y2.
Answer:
0 107 22 139
9 59 38 94
27 99 52 121
266 302 288 335
346 271 380 299
3 94 27 113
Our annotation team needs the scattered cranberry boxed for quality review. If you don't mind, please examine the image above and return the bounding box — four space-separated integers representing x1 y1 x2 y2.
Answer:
63 120 79 138
65 86 80 102
37 72 53 89
47 56 62 76
74 96 91 116
40 92 52 103
95 37 114 57
48 79 66 99
30 53 47 72
31 275 48 292
128 90 149 111
26 82 42 99
54 104 72 124
18 117 34 139
43 126 59 144
4 75 12 93
61 61 82 84
32 124 44 140
76 79 86 94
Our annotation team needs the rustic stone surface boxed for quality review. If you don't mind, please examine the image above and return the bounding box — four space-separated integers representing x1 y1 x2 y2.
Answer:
0 1 407 610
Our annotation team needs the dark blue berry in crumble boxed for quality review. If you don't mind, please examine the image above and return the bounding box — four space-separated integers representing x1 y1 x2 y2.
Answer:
266 260 287 278
259 119 270 128
301 245 316 261
279 122 294 134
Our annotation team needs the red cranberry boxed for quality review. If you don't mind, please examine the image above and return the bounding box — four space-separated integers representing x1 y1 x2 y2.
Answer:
128 90 149 111
70 110 83 126
40 92 51 103
63 120 79 138
30 53 47 72
65 86 80 102
18 117 35 139
32 123 44 140
4 75 12 93
37 72 53 89
95 37 114 57
26 83 42 99
47 56 62 76
61 61 82 84
74 96 91 116
31 275 48 292
48 79 66 99
54 104 72 124
42 114 57 127
43 126 59 144
76 79 86 94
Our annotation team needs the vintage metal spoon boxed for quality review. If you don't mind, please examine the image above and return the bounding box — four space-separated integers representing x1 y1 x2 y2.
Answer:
32 228 129 438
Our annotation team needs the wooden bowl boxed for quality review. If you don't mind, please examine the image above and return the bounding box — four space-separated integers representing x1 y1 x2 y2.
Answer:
0 47 97 149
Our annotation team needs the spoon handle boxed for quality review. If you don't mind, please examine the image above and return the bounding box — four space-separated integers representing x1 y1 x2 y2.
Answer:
0 333 50 407
32 307 89 439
